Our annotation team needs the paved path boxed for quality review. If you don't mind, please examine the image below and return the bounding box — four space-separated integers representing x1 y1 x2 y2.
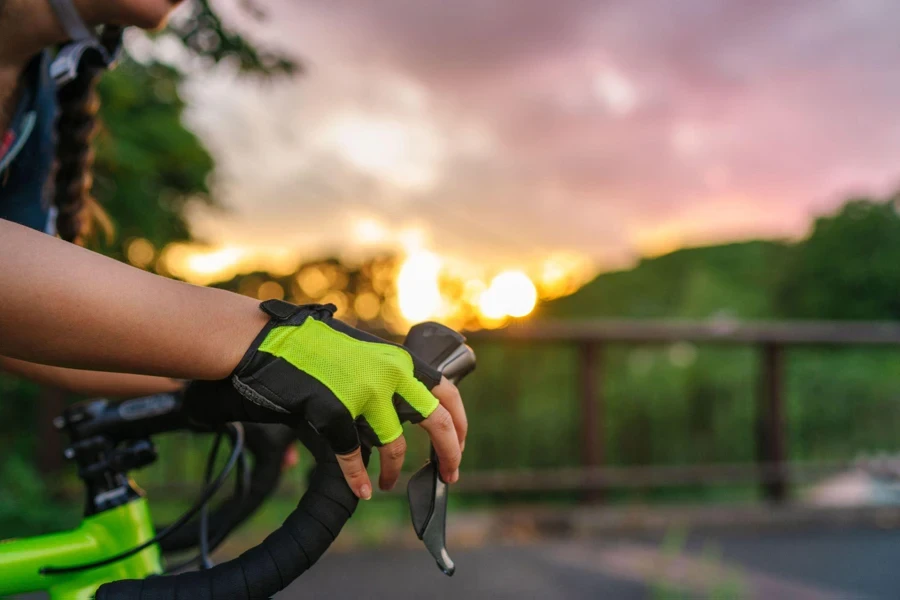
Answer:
276 528 900 599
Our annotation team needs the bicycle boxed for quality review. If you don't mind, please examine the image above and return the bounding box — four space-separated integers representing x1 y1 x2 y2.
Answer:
0 322 476 599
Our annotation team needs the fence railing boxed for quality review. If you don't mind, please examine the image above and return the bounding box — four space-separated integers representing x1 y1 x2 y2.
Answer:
465 319 900 502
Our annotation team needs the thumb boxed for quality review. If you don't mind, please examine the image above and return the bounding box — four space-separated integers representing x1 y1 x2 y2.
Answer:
335 447 372 500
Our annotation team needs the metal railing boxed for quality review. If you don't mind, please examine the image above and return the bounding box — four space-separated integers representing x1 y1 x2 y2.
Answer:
465 319 900 502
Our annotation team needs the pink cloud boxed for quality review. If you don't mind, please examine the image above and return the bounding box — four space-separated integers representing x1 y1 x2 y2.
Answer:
190 0 900 266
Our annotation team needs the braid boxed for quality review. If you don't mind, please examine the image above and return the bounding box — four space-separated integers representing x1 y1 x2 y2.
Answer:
52 65 103 244
52 27 121 245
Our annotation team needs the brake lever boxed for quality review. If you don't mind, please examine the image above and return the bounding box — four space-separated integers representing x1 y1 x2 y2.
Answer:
408 446 454 575
403 324 476 576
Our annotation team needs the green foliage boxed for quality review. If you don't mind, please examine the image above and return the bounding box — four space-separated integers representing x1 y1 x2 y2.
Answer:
167 0 298 76
525 199 900 476
775 197 900 319
0 457 79 537
0 371 39 457
87 0 300 261
540 241 786 320
90 59 215 260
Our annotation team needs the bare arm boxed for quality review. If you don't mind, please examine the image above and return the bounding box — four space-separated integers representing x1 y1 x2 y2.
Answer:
0 355 184 397
0 219 268 379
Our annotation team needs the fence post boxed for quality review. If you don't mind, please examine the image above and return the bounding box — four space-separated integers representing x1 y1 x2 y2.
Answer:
579 341 604 500
757 342 788 502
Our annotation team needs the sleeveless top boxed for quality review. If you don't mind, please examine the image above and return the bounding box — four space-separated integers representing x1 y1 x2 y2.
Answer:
0 51 58 235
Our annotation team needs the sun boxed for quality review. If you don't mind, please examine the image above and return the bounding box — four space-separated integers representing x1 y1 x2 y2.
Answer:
397 250 443 322
478 271 538 319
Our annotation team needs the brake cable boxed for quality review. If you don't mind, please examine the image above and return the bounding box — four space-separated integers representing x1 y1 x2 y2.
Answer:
204 435 252 561
41 423 246 575
163 425 252 573
199 429 226 569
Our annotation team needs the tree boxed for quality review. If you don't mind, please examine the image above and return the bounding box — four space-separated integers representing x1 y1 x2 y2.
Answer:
87 1 298 262
90 60 214 260
166 0 298 76
775 197 900 320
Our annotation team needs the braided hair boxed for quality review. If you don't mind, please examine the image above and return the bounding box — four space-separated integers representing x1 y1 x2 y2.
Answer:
51 27 119 245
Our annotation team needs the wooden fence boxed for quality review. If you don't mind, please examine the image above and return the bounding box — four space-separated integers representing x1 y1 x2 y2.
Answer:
465 319 900 502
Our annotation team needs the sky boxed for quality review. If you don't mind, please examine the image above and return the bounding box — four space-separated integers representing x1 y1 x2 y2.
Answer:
150 0 900 277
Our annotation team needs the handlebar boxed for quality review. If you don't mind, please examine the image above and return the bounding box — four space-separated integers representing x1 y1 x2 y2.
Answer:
95 322 474 598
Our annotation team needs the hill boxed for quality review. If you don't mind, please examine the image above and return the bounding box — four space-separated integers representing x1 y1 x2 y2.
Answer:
540 240 788 320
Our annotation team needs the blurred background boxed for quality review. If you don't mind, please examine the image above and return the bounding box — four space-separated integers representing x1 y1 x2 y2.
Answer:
5 0 900 597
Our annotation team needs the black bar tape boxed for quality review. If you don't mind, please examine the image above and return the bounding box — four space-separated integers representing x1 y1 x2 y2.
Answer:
140 576 179 598
95 422 362 599
97 580 142 599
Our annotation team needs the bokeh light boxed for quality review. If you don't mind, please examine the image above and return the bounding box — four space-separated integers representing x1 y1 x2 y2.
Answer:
479 270 538 319
321 291 350 317
157 238 594 330
397 251 442 322
354 292 382 321
187 247 244 276
296 267 330 298
257 281 285 301
536 253 596 299
126 238 155 269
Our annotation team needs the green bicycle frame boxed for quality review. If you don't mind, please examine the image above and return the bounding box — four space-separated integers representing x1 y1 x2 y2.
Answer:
0 497 162 599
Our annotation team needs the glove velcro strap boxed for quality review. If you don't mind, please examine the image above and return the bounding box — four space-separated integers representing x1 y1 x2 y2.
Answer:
235 301 338 376
260 299 301 321
260 299 336 322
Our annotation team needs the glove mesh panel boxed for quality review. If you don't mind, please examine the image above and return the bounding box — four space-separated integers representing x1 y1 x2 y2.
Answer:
258 319 438 443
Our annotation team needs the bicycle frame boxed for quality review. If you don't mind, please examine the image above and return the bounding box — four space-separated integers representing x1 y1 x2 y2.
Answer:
0 496 161 599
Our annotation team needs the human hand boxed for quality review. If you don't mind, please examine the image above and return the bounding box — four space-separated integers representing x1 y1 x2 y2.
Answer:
230 300 466 499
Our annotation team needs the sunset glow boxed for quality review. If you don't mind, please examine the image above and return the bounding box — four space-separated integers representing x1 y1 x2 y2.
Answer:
353 218 389 245
171 0 900 313
396 250 443 322
396 257 541 325
158 243 300 286
480 271 538 319
187 247 244 276
155 238 587 330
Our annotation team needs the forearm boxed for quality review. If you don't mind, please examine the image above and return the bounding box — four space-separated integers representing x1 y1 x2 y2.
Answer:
0 220 268 379
0 356 183 397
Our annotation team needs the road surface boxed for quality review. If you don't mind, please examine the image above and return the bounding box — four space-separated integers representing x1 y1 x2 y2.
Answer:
276 528 900 599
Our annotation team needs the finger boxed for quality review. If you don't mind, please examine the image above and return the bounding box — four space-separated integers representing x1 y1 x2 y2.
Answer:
364 405 404 448
281 445 300 471
336 447 372 500
377 435 407 491
419 405 462 484
305 391 360 456
394 377 440 424
431 377 467 450
317 409 369 498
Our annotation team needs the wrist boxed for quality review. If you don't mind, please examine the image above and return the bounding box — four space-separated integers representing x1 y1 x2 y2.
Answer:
200 290 270 380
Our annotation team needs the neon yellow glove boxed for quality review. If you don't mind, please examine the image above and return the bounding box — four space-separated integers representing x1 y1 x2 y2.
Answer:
231 300 442 453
